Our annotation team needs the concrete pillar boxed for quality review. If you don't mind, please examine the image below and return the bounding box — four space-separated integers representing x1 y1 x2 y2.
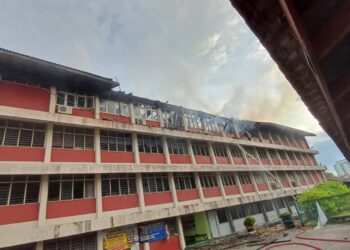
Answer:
95 128 101 164
136 173 145 211
276 134 284 145
216 172 226 199
35 241 43 250
240 146 249 165
44 123 53 163
187 139 196 165
130 103 135 124
263 172 273 192
95 96 100 119
284 135 292 147
194 173 205 202
234 173 244 195
265 149 274 165
95 174 103 218
168 173 178 207
176 216 186 250
284 151 293 166
300 171 311 187
249 171 259 194
271 199 280 217
225 144 234 165
309 171 317 185
254 147 262 165
157 108 164 128
132 132 140 164
285 171 293 189
162 136 171 164
97 230 104 250
293 152 301 166
257 131 264 143
38 175 49 227
49 86 56 113
275 150 283 165
208 142 217 165
267 132 274 144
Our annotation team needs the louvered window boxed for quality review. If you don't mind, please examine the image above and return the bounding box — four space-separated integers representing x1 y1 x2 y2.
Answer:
213 144 227 157
52 126 94 149
142 173 169 193
174 173 196 190
230 145 243 158
100 130 132 152
101 174 136 196
192 141 209 156
238 173 252 184
0 119 45 147
0 175 40 206
48 175 95 201
199 173 218 188
43 233 97 250
167 138 188 155
138 134 163 153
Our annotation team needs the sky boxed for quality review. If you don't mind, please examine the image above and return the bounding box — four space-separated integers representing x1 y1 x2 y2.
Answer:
0 0 345 174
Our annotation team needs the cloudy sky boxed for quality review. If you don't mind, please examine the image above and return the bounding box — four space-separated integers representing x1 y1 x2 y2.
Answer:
0 0 345 173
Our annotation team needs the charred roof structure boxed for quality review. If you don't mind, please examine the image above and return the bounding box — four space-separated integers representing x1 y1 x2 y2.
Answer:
230 0 350 160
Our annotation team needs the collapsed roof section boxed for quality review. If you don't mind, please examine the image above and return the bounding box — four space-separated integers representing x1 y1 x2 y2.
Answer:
0 47 314 138
230 0 350 160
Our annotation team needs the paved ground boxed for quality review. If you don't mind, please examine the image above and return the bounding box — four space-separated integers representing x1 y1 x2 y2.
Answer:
236 224 350 250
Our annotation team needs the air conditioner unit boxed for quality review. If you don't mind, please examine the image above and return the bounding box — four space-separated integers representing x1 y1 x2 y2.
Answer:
135 118 146 125
57 105 73 114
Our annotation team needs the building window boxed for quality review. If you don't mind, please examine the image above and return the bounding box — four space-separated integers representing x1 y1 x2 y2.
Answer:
192 141 209 156
229 204 246 219
244 147 257 159
221 173 236 186
271 133 280 143
0 175 40 206
167 138 188 155
134 104 158 121
216 209 228 223
138 135 163 154
100 130 132 152
246 203 262 215
142 173 169 193
213 144 227 157
44 233 97 250
275 198 286 209
183 113 203 129
230 145 243 158
267 173 280 189
278 172 287 182
99 100 130 117
0 119 46 147
199 173 218 188
257 148 268 160
238 173 252 184
52 126 94 150
204 116 220 132
288 173 298 187
261 131 270 141
279 151 287 160
48 175 95 201
174 173 196 190
262 200 274 212
269 150 278 160
101 174 136 196
254 174 265 184
287 151 296 161
56 92 94 109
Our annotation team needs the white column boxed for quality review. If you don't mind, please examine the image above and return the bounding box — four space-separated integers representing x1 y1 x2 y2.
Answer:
176 216 186 250
136 173 145 211
249 172 259 194
265 149 274 165
309 171 317 185
301 171 311 186
187 139 196 165
293 152 301 166
130 103 135 124
95 96 100 119
241 146 249 165
263 172 272 192
95 174 103 218
216 172 226 199
275 150 283 165
194 173 205 202
257 131 264 143
234 173 244 195
132 132 140 164
284 151 293 166
162 136 171 164
97 230 104 250
157 108 164 128
95 128 101 164
276 134 284 145
285 171 293 189
168 173 178 207
44 123 53 163
208 142 217 165
225 144 234 165
254 147 262 165
38 175 49 227
49 86 56 113
36 241 43 250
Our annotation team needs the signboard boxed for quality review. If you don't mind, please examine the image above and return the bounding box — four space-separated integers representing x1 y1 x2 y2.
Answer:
139 222 168 243
103 225 139 250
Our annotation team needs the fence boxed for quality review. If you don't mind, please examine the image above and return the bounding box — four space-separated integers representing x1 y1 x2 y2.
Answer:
294 192 350 226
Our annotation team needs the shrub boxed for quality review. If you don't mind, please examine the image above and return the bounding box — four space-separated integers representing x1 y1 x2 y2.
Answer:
279 212 292 220
244 216 256 227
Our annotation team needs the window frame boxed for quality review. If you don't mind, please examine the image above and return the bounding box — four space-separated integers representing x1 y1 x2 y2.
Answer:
101 174 136 196
142 173 169 193
56 91 94 109
52 125 94 150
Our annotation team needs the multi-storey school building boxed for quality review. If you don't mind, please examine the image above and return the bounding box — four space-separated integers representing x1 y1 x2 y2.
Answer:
0 48 325 250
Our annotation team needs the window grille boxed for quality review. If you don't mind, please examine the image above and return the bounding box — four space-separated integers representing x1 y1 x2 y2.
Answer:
244 147 257 159
238 173 252 184
261 131 270 140
56 92 94 109
254 174 266 184
287 151 296 161
142 173 169 193
257 148 268 160
192 141 209 156
174 173 196 190
221 173 236 186
0 175 40 206
138 135 163 153
100 130 132 152
167 138 188 155
48 175 95 201
99 100 130 117
52 126 94 150
213 144 227 157
229 145 243 158
269 150 278 160
101 174 136 196
43 232 97 250
199 173 218 188
0 119 46 147
279 151 287 160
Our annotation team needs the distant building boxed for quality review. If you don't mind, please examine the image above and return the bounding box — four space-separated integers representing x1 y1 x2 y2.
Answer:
334 160 350 176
